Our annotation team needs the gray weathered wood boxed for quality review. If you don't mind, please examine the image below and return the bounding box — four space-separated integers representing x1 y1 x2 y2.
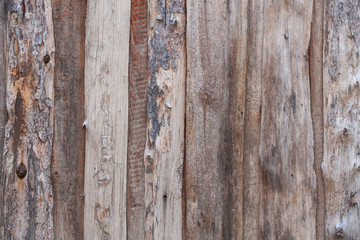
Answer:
3 0 55 238
258 1 316 239
323 0 360 238
83 0 131 239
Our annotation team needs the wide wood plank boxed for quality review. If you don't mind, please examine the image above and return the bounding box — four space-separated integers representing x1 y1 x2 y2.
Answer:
323 0 360 238
3 0 55 238
259 1 316 239
83 1 131 239
185 0 247 238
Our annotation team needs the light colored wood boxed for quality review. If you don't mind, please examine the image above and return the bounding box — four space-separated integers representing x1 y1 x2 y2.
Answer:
258 0 316 239
3 0 55 238
51 0 87 239
83 0 131 239
323 0 360 238
144 1 186 239
185 0 247 238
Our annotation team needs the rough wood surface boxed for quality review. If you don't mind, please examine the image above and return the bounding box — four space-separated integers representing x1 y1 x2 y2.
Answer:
242 0 263 239
258 1 316 239
309 0 325 239
0 1 8 239
185 0 247 239
51 0 86 239
3 0 55 238
323 0 360 238
126 0 148 239
83 0 131 239
144 0 186 239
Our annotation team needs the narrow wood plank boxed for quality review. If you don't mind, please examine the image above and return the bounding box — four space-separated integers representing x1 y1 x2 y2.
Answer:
51 1 86 239
83 1 131 239
3 0 55 238
309 0 325 239
323 0 360 238
144 0 186 239
127 0 148 239
185 0 247 238
259 1 316 239
242 0 264 239
0 1 8 238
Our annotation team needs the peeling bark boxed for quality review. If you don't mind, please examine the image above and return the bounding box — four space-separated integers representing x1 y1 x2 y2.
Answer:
3 0 55 238
144 0 186 239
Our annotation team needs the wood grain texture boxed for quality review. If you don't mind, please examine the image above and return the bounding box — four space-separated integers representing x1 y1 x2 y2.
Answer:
259 1 316 239
144 0 186 239
242 0 263 239
51 0 86 239
323 0 360 238
309 0 325 239
0 1 8 239
83 0 130 239
185 0 247 239
3 0 55 238
126 0 148 239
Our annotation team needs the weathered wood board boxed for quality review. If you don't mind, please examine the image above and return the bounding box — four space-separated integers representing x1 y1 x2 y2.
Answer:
3 0 56 238
83 0 131 239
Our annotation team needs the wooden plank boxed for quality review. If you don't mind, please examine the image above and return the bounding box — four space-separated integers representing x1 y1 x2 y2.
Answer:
185 0 247 238
0 1 8 238
309 0 325 239
259 1 316 239
242 0 264 239
144 0 186 239
83 0 131 239
51 0 86 239
322 0 360 238
126 0 148 239
3 0 55 238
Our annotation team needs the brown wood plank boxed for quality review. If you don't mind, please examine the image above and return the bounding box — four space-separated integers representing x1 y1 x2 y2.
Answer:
127 0 148 239
3 0 56 238
323 0 360 238
259 1 316 239
51 1 87 239
185 0 247 238
0 1 8 238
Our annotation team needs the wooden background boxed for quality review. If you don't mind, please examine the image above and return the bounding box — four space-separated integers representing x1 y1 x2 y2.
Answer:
0 0 360 239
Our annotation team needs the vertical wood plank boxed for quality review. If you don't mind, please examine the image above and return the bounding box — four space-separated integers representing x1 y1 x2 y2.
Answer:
144 0 186 239
51 0 87 239
259 1 316 239
0 1 8 238
3 0 55 238
185 0 247 239
83 0 131 239
242 0 264 239
127 0 148 239
309 0 325 239
323 0 360 238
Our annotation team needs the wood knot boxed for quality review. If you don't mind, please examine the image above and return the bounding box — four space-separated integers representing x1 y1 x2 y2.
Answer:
43 54 50 64
16 163 27 179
